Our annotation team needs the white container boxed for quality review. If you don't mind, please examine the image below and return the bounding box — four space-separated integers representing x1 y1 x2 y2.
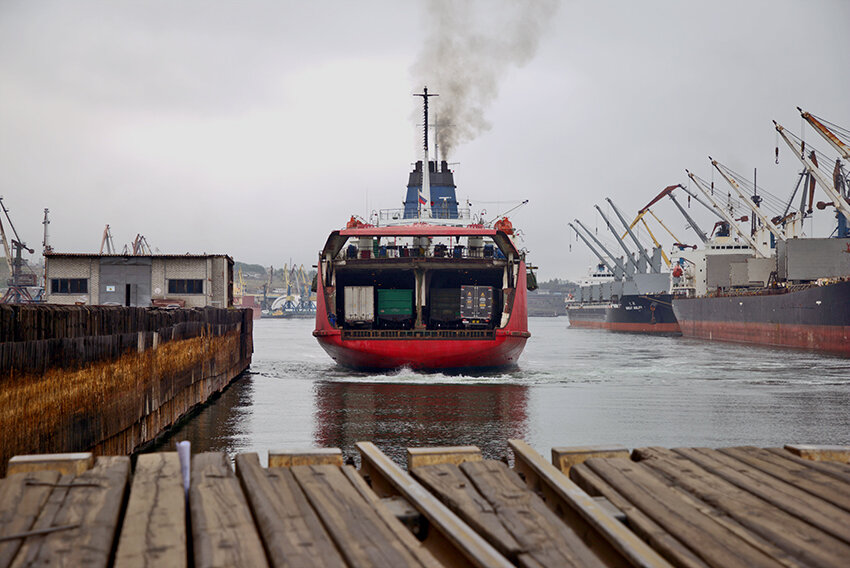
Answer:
344 286 374 323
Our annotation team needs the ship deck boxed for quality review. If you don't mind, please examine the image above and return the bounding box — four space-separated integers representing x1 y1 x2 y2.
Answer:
2 442 848 567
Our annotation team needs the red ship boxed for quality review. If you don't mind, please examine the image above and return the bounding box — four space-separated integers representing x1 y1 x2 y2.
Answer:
313 221 531 370
313 88 531 370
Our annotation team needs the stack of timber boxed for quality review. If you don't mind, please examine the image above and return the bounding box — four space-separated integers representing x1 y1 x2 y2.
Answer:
1 441 847 567
0 305 253 476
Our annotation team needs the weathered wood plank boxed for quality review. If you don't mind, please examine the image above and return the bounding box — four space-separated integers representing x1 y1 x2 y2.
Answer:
551 445 630 475
407 447 482 470
340 466 443 567
10 456 130 568
673 448 850 545
189 452 268 568
114 452 185 568
510 439 671 568
268 448 343 468
784 444 850 463
291 464 425 568
637 447 850 567
569 463 710 568
412 463 522 559
585 456 784 568
720 447 850 513
0 470 61 568
8 473 75 568
6 454 93 477
235 453 345 568
460 459 607 568
356 441 513 568
767 448 850 485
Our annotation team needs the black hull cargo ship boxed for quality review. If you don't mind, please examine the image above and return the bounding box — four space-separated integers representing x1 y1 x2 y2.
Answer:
567 293 680 334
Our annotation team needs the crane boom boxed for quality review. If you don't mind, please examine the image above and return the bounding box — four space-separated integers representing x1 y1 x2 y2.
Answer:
798 108 850 161
711 159 786 242
573 219 627 274
594 205 640 271
686 170 764 257
606 198 656 272
774 121 850 221
569 222 619 276
667 191 708 243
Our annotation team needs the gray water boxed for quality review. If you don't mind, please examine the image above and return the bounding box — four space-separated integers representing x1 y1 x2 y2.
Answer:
150 317 850 467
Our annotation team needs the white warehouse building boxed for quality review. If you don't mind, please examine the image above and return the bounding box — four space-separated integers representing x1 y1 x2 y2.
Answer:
44 253 234 308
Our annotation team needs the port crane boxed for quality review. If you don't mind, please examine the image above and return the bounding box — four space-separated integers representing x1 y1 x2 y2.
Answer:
0 197 39 304
99 225 116 254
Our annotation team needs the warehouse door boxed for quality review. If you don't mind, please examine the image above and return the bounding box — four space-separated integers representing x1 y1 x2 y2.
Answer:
99 257 152 306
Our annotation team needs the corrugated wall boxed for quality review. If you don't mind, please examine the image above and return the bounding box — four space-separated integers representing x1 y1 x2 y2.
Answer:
0 305 253 475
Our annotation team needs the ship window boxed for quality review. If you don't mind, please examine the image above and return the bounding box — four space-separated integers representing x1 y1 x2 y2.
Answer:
168 279 204 294
51 278 88 294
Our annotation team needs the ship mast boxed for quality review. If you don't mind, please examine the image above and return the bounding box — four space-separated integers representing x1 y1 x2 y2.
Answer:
414 87 438 219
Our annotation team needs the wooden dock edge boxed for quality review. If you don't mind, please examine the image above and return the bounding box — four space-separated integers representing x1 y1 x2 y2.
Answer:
356 441 513 568
784 444 850 463
407 446 482 470
6 453 94 476
509 439 672 568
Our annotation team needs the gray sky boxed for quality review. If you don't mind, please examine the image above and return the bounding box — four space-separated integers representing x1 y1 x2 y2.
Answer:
2 0 848 280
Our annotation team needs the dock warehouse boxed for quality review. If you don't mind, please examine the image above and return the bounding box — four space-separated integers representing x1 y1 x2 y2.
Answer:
43 253 234 308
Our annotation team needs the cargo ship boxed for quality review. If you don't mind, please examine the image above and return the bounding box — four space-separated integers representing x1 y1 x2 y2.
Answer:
566 196 681 334
670 110 850 355
312 89 531 371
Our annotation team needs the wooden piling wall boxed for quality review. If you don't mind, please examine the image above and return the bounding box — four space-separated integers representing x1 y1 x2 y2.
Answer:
0 305 253 476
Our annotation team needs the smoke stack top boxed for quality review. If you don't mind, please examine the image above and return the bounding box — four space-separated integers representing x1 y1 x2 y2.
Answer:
411 0 559 159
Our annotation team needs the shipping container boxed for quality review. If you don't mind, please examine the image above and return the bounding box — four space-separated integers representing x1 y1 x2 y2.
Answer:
429 288 461 323
460 285 493 326
344 286 374 324
377 289 413 319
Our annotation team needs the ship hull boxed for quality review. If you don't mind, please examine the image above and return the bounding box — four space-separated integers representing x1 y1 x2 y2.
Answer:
568 294 681 334
673 280 850 355
314 330 529 371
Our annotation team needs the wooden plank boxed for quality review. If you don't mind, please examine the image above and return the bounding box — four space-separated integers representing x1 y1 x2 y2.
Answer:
784 444 850 463
10 456 130 568
584 455 784 568
268 448 343 468
114 453 185 568
766 448 850 485
407 446 482 470
412 463 522 559
291 464 425 568
720 446 850 514
0 470 61 568
551 445 630 475
356 441 512 568
7 453 93 476
460 459 607 567
636 447 850 567
340 466 442 568
511 439 671 568
234 453 346 568
673 447 850 545
569 463 710 568
189 452 268 568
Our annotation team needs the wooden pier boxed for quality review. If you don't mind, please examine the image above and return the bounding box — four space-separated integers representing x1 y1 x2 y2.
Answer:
1 442 848 567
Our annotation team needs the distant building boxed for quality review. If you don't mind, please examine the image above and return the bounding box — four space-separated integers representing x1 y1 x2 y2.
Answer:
44 253 234 308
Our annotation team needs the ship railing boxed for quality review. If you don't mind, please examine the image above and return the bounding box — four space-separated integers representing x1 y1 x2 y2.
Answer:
336 243 507 261
376 207 473 226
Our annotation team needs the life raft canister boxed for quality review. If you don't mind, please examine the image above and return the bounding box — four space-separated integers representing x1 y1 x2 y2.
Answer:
494 217 514 235
672 265 683 278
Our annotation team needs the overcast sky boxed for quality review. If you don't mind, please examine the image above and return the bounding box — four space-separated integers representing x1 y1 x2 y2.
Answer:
2 0 849 280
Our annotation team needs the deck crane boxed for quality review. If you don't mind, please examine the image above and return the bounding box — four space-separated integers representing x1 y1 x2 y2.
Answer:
605 198 659 272
711 158 786 243
629 184 708 245
686 170 765 257
572 219 627 278
774 121 850 222
568 222 619 277
594 205 641 275
798 108 850 161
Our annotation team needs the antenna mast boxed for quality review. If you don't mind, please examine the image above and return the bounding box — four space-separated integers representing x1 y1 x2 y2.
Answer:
414 87 438 219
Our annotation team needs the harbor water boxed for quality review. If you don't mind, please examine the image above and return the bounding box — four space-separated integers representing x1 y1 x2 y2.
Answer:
149 317 850 466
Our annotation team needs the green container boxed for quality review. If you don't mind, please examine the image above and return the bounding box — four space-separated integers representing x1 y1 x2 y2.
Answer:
377 289 413 317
